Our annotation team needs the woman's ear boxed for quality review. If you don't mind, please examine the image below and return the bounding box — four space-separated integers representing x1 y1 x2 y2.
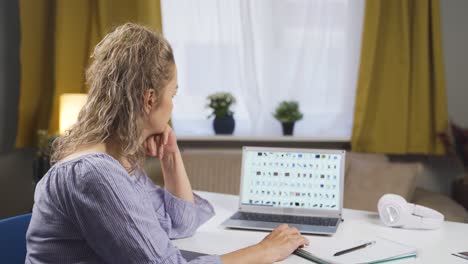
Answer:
143 89 156 115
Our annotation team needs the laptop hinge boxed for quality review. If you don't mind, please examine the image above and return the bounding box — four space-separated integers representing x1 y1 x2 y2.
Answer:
240 207 342 218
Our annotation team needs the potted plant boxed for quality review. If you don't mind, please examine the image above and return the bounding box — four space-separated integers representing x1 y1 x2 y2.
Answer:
206 92 236 134
438 122 468 210
273 101 303 136
33 130 56 184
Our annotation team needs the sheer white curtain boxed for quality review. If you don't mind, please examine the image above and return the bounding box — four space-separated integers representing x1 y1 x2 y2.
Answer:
161 0 365 138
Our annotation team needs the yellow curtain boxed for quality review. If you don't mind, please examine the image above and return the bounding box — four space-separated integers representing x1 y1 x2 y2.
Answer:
16 0 56 148
351 0 448 154
16 0 162 148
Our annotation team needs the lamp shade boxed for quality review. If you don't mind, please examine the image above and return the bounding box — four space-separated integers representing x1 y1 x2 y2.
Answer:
59 93 88 134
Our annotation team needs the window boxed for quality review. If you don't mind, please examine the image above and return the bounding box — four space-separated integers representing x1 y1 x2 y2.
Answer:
162 0 365 139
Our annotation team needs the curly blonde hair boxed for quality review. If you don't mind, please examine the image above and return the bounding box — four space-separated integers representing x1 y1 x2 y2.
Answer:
51 23 175 171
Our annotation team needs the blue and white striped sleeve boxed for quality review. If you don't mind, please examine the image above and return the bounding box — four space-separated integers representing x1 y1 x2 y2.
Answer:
63 159 222 264
144 174 216 239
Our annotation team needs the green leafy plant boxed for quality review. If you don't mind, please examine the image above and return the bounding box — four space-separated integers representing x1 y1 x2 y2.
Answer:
34 130 57 183
273 101 303 123
36 130 55 158
438 122 468 182
206 92 236 118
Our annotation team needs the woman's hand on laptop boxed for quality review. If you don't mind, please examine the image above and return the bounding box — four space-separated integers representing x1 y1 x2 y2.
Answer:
220 224 309 264
259 224 310 262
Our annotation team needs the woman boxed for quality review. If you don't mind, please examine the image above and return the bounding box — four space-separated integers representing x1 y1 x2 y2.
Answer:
26 23 309 264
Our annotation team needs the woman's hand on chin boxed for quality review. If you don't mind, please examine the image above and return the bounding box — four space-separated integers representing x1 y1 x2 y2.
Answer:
144 125 179 159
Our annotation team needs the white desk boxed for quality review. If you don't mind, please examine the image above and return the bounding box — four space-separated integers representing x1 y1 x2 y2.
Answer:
172 191 468 263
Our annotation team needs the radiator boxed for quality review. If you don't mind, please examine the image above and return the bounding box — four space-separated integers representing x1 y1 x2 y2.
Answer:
181 149 242 195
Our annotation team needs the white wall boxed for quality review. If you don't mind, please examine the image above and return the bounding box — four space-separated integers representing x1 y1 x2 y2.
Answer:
440 0 468 127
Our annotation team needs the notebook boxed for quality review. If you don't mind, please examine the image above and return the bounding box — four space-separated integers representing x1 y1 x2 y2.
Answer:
294 237 417 264
222 146 346 235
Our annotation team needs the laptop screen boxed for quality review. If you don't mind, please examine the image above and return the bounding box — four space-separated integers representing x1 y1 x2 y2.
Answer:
240 147 344 211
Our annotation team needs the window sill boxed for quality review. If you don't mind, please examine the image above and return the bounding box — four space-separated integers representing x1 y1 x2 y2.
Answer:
177 135 350 150
178 135 349 142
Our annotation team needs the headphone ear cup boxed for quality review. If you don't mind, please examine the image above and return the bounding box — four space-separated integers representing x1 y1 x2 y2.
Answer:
378 194 410 227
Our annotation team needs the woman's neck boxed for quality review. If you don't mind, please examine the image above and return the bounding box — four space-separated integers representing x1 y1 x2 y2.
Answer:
60 139 132 172
103 139 133 171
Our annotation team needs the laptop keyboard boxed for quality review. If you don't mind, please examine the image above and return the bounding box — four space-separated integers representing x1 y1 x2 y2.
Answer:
231 212 339 227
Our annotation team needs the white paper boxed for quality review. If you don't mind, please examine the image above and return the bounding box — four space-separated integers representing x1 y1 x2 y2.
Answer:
299 236 417 264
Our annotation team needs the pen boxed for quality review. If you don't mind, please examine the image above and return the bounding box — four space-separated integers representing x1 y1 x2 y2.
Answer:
333 241 376 256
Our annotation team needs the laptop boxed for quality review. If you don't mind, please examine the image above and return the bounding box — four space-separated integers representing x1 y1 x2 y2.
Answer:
222 146 346 235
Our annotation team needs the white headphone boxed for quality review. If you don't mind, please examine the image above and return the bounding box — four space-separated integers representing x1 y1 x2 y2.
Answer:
378 194 444 230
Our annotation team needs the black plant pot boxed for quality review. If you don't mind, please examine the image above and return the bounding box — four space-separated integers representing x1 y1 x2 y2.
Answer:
213 115 235 135
281 122 295 135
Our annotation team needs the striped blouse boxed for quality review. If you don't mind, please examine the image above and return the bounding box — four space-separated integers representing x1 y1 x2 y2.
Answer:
26 153 221 264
